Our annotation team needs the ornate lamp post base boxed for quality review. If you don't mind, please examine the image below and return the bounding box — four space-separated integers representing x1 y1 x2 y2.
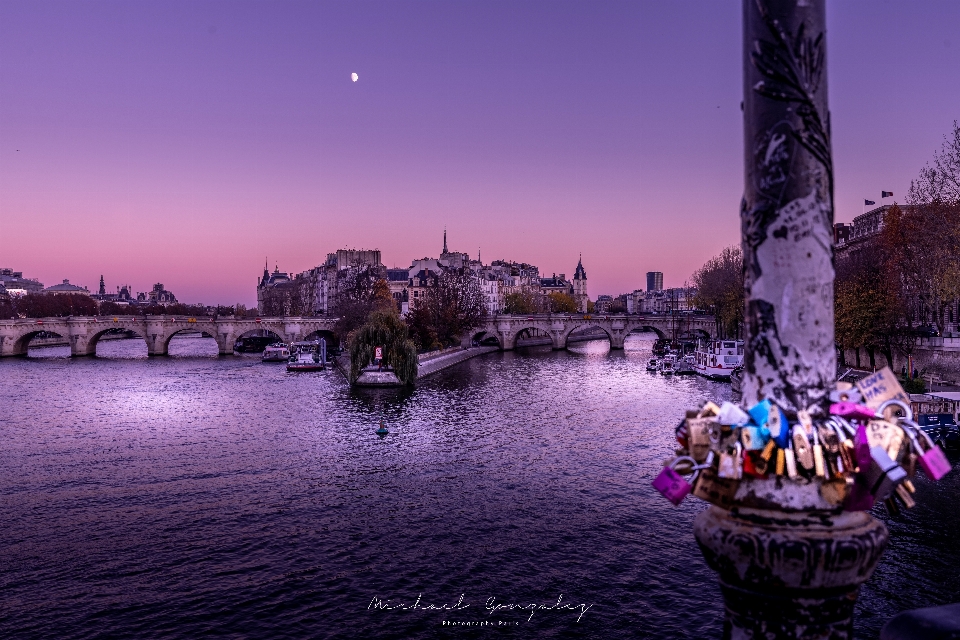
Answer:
694 506 888 639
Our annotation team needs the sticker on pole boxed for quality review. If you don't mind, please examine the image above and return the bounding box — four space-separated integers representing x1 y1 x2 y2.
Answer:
856 367 909 409
375 347 383 363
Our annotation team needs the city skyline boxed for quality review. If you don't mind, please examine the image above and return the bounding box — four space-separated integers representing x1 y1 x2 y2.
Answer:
2 1 959 305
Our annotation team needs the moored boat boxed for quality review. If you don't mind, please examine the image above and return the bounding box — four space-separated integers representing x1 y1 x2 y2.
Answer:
646 357 660 371
660 354 676 375
262 343 290 363
675 354 697 375
694 339 744 380
286 340 326 372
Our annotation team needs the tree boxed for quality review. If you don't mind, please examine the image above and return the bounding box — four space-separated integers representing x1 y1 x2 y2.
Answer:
880 202 960 335
349 309 418 385
692 246 743 339
908 120 960 205
406 268 486 350
503 286 541 314
333 264 380 340
547 292 578 313
13 293 98 318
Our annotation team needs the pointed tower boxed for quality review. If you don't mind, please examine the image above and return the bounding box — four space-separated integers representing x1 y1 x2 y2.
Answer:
442 228 448 255
573 254 588 313
99 275 106 296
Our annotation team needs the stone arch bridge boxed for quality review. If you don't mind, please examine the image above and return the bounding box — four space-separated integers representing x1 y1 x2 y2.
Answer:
0 316 339 357
471 314 716 351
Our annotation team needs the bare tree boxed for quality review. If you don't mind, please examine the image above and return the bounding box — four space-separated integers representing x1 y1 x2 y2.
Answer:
908 120 960 205
692 246 743 339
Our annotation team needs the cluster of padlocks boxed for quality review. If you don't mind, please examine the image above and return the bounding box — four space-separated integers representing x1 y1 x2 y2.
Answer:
653 367 952 512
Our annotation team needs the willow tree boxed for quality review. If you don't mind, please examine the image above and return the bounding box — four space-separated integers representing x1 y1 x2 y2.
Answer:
349 309 418 385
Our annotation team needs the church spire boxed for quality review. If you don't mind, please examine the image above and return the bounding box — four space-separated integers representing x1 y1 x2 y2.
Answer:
442 227 448 254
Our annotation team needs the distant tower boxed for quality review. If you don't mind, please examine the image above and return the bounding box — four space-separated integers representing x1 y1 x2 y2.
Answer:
573 254 588 313
646 271 663 292
98 275 106 296
442 228 448 254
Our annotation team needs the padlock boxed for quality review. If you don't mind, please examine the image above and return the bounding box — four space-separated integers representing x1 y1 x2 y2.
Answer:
793 425 814 472
675 419 689 449
854 423 872 470
818 423 843 477
775 447 785 476
747 399 770 428
797 410 813 433
902 420 952 481
783 436 798 479
768 405 790 448
866 419 906 461
718 442 743 479
693 453 739 509
812 426 826 478
698 401 721 418
741 425 770 451
652 455 700 506
830 384 862 404
862 445 907 502
717 401 750 426
743 450 769 478
829 402 877 422
894 484 916 509
760 439 776 463
878 398 912 423
845 475 874 511
687 417 719 462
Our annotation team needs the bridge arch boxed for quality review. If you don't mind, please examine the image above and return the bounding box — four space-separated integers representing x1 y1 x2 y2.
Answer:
471 330 502 348
163 327 223 356
13 329 68 356
507 324 564 350
561 324 614 350
87 326 149 356
623 325 667 341
234 328 286 352
303 329 339 348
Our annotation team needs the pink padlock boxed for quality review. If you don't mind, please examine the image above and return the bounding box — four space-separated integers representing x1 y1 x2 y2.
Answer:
907 423 952 481
854 423 872 470
830 402 878 422
844 476 875 511
652 456 698 506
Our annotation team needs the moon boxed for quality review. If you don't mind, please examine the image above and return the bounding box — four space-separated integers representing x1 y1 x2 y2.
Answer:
351 72 358 82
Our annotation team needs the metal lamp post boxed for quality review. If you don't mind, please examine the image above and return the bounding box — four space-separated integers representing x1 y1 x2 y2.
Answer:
693 1 889 637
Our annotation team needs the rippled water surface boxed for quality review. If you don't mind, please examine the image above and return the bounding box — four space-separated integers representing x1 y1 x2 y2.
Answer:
2 335 959 639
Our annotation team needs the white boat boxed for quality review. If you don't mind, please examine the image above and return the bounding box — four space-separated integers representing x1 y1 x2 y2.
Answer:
660 354 676 375
694 340 744 380
262 343 290 363
286 340 325 372
676 354 697 375
646 358 660 371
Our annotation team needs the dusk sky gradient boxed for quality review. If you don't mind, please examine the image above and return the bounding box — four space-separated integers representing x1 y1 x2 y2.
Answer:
2 0 959 305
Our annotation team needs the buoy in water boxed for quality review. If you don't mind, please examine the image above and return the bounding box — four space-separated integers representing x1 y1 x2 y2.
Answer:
376 421 389 436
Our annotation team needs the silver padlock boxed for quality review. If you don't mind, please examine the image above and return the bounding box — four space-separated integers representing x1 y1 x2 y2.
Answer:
862 445 907 502
718 442 744 479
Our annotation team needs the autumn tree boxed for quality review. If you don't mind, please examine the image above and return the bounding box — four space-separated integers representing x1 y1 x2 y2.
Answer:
503 286 541 314
13 293 98 318
692 246 743 339
547 292 578 313
349 308 418 385
406 268 486 350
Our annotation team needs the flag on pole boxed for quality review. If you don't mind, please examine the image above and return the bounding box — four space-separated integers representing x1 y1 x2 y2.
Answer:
882 191 893 198
865 199 876 206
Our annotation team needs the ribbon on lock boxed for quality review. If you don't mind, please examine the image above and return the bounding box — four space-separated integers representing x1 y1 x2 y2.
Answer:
829 401 878 422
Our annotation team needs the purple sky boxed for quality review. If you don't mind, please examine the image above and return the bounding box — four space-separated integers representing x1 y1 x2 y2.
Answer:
2 1 959 305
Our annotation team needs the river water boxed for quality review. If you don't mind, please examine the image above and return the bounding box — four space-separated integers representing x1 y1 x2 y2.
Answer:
2 335 958 639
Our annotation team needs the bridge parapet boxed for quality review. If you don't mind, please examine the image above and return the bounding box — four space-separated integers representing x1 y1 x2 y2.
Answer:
0 315 341 358
473 314 715 351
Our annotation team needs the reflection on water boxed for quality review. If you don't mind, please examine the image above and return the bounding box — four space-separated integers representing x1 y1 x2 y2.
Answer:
2 335 958 639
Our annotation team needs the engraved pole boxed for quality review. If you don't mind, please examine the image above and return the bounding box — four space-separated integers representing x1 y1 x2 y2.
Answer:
692 2 889 637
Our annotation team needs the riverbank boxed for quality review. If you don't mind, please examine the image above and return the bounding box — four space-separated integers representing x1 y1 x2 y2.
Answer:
334 345 499 385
